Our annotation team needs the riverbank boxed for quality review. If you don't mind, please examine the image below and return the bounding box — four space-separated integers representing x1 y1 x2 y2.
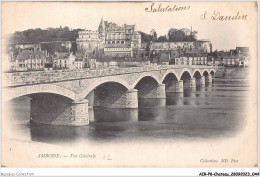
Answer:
213 78 249 82
214 67 249 80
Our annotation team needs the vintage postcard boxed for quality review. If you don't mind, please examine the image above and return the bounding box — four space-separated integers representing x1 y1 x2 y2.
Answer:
1 1 258 168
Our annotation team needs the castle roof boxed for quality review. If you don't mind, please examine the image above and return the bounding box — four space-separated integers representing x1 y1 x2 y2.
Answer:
124 24 135 29
16 50 31 60
236 47 249 54
160 53 170 62
99 17 106 32
16 50 46 60
222 55 239 59
52 52 69 59
197 39 211 42
30 51 46 57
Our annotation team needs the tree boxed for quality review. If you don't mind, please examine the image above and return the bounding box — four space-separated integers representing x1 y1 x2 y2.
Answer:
150 29 157 42
168 28 186 42
191 31 198 41
157 35 168 42
153 31 157 41
167 28 197 42
180 28 190 35
145 42 151 58
9 27 84 44
138 31 153 43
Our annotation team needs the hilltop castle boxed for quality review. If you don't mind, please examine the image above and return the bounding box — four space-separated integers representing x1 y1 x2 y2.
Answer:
76 18 141 58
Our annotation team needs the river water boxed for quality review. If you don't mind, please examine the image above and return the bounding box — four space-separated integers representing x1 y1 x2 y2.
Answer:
6 80 249 145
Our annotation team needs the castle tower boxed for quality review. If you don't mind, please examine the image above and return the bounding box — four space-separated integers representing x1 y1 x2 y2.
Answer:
98 17 106 42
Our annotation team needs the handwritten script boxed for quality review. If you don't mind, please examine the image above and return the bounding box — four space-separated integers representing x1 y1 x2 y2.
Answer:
201 11 247 21
145 3 191 13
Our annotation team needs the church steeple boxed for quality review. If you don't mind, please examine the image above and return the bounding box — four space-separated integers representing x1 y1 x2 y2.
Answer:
98 17 105 33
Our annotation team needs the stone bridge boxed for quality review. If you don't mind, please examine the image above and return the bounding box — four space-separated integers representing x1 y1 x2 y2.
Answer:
3 65 223 126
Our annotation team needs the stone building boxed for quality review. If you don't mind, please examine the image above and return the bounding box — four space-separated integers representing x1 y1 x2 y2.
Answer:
76 18 141 59
77 30 102 55
74 59 83 70
174 53 207 66
52 52 69 69
207 47 249 67
104 46 133 57
52 52 83 70
141 40 212 53
222 55 240 66
15 50 47 71
75 52 89 68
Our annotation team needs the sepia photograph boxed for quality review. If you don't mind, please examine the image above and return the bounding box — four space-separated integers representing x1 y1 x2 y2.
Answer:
1 1 258 170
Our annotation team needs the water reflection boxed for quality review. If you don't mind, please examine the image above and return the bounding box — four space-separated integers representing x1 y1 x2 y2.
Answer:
138 98 166 107
183 87 196 97
30 124 81 144
166 92 183 105
138 106 166 121
6 80 249 144
90 107 138 122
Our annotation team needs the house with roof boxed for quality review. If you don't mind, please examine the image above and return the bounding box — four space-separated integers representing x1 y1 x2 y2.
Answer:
44 56 53 71
52 52 84 70
52 52 69 70
236 47 250 67
174 52 207 66
75 52 89 68
222 55 240 66
208 47 250 67
159 53 170 65
15 50 47 71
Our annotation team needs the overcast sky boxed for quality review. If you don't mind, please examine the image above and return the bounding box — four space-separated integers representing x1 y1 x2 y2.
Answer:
2 1 257 51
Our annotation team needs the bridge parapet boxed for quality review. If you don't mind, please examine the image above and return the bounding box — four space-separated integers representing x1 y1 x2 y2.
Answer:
3 65 222 87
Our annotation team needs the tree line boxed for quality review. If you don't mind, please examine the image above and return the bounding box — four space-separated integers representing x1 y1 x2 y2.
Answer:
9 26 84 44
9 26 197 44
138 28 197 43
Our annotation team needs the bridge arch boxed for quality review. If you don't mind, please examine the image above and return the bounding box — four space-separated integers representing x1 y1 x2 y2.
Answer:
210 70 215 76
77 77 131 100
160 69 181 82
214 69 224 78
3 84 77 101
134 75 164 99
192 70 202 78
202 69 210 76
180 69 192 80
130 72 161 89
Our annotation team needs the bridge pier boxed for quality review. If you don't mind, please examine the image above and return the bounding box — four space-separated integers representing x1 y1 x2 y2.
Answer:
183 78 196 88
196 76 206 87
70 99 89 126
107 89 138 108
165 80 184 93
94 86 138 108
138 84 166 99
30 94 89 126
51 99 89 126
205 75 213 83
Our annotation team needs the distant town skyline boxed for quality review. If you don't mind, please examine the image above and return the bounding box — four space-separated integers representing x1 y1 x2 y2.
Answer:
2 1 257 51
